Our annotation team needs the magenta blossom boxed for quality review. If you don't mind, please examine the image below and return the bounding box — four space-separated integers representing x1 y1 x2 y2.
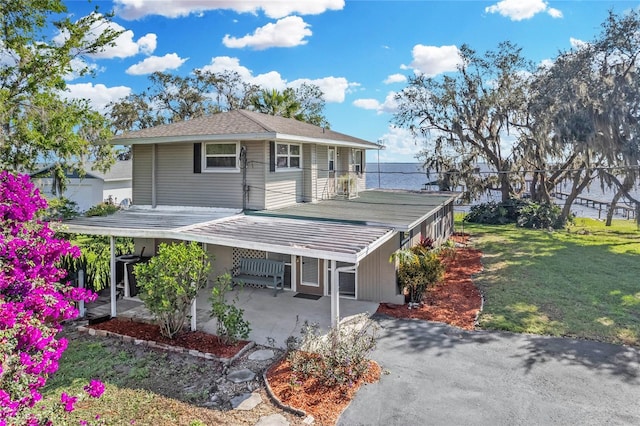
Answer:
59 393 78 412
83 380 105 399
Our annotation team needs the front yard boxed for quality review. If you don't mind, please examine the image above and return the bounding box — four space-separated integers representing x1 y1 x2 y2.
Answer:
465 217 640 346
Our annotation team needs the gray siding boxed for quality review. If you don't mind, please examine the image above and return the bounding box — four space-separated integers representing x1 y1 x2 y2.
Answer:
155 143 242 208
265 142 303 209
302 144 317 202
244 142 266 210
316 145 335 200
132 144 152 205
357 235 404 303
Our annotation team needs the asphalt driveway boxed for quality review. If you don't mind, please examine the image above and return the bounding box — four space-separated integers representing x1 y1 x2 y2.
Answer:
338 315 640 425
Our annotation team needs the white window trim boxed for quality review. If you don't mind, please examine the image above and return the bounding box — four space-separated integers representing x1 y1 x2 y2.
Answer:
325 262 357 299
202 141 240 173
301 256 320 287
328 147 336 172
276 143 302 172
352 149 363 175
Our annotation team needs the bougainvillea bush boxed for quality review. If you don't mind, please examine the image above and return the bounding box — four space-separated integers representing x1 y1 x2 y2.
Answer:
0 171 101 425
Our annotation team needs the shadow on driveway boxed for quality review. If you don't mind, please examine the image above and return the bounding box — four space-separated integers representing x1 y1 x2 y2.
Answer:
339 315 640 426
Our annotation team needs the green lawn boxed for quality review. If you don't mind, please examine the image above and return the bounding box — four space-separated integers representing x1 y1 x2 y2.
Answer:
460 217 640 346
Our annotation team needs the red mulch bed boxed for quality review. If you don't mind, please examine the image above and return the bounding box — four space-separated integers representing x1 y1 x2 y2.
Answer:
89 318 249 359
266 359 381 426
377 243 484 330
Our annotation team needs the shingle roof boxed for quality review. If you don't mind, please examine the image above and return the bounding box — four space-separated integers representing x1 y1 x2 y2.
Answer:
113 109 380 149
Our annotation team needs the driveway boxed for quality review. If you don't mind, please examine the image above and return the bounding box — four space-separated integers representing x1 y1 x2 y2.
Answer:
338 315 640 425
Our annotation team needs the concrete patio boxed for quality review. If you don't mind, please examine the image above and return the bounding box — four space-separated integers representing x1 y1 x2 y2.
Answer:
86 286 379 348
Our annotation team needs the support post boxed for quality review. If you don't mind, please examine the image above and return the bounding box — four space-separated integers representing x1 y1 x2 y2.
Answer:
190 298 197 332
110 236 117 318
78 269 85 318
330 259 339 327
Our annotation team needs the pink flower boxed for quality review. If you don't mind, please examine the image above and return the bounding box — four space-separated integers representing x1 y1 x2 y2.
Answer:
84 380 105 398
60 392 78 412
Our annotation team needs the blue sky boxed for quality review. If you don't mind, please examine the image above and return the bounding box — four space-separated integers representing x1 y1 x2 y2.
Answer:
60 0 638 162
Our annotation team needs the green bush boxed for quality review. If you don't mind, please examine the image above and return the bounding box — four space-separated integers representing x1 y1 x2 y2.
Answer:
209 273 251 345
287 315 378 387
395 250 445 304
86 202 119 217
134 242 211 339
39 197 80 220
57 235 134 293
517 202 569 229
464 198 529 224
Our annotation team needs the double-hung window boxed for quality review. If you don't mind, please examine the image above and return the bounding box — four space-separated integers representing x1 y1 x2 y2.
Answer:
328 147 336 172
353 149 363 174
204 142 239 171
276 143 301 170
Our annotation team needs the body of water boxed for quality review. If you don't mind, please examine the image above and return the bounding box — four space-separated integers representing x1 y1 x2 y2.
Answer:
365 162 639 220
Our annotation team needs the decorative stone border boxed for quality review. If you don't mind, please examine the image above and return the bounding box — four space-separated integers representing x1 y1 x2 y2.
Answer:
261 354 307 418
77 325 255 366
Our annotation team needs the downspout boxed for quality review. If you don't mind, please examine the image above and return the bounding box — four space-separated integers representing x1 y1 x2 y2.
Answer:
151 143 157 208
240 145 247 210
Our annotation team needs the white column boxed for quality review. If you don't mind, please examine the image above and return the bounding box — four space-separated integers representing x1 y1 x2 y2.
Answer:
330 259 339 327
190 298 197 331
78 269 85 318
110 236 117 317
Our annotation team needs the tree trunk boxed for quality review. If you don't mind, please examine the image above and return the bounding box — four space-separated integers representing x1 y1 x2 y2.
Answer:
500 173 511 202
605 188 624 226
561 169 594 221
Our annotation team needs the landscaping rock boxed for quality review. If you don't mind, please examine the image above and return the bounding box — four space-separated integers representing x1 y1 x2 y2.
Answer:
227 368 256 383
254 413 289 426
231 392 262 410
249 349 275 361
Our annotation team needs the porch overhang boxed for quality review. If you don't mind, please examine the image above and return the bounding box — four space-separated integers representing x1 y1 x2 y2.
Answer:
58 206 397 264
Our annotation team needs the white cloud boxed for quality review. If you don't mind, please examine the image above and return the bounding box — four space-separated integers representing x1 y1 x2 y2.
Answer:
353 92 398 115
404 45 461 77
547 7 563 18
126 53 188 75
137 33 157 55
222 16 311 50
485 0 562 21
200 56 355 103
570 37 588 49
63 83 131 113
115 0 344 20
290 77 353 103
353 99 380 110
54 14 157 59
377 126 422 162
384 73 407 84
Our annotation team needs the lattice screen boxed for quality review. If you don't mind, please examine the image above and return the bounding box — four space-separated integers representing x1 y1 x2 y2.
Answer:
232 248 267 288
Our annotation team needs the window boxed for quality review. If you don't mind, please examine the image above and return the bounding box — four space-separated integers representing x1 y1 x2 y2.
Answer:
353 149 363 174
276 143 301 170
328 147 336 172
204 142 239 171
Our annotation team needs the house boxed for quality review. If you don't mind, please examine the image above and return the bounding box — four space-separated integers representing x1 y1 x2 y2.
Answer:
61 110 460 325
31 160 132 212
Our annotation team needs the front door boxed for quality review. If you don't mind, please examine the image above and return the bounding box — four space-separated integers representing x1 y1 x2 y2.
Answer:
296 256 323 296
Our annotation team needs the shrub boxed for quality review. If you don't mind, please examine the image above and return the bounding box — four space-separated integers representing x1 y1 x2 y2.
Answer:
517 202 569 229
134 241 211 339
392 247 445 305
287 315 378 387
85 202 119 217
39 197 80 220
464 198 529 224
209 273 251 345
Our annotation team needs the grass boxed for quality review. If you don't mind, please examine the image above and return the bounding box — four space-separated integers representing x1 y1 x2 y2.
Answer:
459 216 640 346
37 331 294 426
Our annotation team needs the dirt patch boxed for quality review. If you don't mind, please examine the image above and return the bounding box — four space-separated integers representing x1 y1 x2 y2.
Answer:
377 245 484 330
